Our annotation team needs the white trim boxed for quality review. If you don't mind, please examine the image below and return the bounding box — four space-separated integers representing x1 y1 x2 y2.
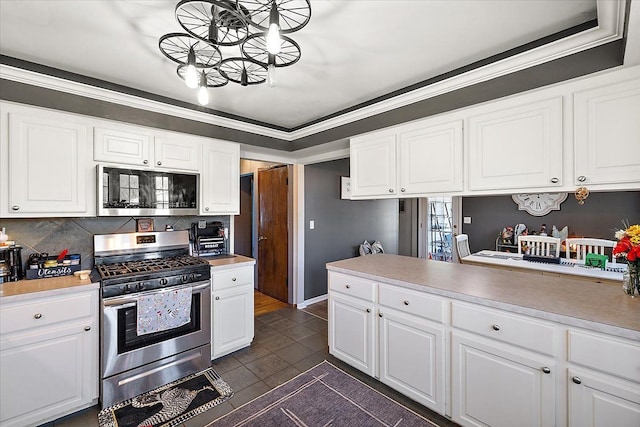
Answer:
297 293 327 309
0 0 626 142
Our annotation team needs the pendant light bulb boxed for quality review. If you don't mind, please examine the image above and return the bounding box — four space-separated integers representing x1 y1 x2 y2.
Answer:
197 71 209 105
266 2 281 55
267 54 277 87
184 46 199 89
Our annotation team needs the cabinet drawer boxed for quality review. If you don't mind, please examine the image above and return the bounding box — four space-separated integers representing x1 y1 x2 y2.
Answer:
568 330 640 383
379 283 445 323
0 293 93 335
212 266 253 290
329 272 376 302
451 302 557 356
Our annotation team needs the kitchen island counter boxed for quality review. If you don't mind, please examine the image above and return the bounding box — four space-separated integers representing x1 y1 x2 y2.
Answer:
327 254 640 340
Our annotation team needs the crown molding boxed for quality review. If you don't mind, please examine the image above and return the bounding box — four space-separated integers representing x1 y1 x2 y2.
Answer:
0 0 626 144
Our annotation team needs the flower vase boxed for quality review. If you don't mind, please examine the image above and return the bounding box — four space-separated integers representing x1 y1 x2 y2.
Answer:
623 264 639 296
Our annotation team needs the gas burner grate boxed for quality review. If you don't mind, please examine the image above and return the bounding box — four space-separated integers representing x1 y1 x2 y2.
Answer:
96 255 209 278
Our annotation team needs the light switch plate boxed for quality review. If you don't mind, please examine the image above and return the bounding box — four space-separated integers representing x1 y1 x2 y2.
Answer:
464 216 472 224
309 220 315 230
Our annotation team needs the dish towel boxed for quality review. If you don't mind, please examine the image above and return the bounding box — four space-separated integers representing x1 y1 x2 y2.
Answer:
137 287 192 335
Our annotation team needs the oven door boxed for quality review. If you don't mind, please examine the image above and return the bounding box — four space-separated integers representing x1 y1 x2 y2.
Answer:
101 281 211 378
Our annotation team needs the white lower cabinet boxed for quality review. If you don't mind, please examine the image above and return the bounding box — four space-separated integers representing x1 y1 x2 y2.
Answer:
451 331 556 427
378 307 444 413
211 265 254 359
329 292 377 376
0 289 98 427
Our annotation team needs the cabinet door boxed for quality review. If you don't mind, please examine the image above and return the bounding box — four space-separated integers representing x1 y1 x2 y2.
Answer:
201 141 240 215
350 132 397 198
94 126 152 166
451 331 555 427
154 134 201 171
378 308 445 413
568 368 640 427
0 322 96 427
468 97 563 191
574 78 640 186
8 113 90 215
212 284 254 359
329 293 376 376
398 120 463 194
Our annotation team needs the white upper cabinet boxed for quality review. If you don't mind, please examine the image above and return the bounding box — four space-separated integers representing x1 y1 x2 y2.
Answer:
94 126 201 171
94 126 152 167
398 120 463 194
467 97 563 191
5 111 93 216
200 140 239 215
573 78 640 186
350 130 397 198
350 119 463 198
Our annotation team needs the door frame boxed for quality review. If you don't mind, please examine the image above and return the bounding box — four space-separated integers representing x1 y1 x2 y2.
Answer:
418 196 463 262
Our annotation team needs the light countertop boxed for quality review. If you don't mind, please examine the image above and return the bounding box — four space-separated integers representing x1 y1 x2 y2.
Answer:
327 254 640 340
202 254 255 270
0 274 99 303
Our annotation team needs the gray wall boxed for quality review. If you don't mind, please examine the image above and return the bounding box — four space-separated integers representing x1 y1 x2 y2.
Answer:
304 159 399 300
461 191 640 253
1 215 230 271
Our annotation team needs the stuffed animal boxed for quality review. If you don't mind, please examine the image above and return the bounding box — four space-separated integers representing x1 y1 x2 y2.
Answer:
501 227 514 244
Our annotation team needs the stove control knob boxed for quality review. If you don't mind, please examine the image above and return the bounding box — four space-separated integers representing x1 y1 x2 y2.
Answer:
136 282 146 292
123 284 132 293
190 273 197 281
159 278 168 286
181 275 189 283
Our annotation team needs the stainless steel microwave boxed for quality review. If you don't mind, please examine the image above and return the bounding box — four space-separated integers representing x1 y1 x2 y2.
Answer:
97 165 199 216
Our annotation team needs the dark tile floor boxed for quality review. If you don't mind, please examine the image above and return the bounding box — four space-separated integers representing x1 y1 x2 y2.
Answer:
50 306 458 427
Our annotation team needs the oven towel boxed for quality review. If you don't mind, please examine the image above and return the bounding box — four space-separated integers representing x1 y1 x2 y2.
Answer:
137 287 192 335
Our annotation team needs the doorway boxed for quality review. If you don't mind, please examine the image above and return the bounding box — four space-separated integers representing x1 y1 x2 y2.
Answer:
417 196 462 262
234 174 253 258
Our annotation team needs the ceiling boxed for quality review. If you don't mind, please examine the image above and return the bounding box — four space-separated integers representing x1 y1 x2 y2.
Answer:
1 0 614 135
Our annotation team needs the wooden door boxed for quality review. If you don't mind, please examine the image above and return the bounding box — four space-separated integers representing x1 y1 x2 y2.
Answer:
257 166 289 302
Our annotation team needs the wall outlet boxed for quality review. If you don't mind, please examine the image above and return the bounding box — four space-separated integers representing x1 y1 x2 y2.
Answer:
198 219 207 228
309 220 315 230
464 216 472 224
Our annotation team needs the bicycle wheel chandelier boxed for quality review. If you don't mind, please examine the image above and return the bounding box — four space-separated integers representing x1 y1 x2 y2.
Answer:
159 0 311 105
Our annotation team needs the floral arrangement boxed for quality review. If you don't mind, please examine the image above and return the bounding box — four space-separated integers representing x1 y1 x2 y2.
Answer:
613 222 640 295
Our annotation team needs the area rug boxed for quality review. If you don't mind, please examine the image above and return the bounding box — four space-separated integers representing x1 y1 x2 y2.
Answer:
207 360 440 426
98 367 233 427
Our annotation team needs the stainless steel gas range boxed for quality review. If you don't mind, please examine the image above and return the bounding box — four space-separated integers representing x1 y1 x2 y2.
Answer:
94 231 212 408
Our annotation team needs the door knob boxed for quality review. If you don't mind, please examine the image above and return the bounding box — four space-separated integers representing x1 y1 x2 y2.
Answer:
258 236 267 242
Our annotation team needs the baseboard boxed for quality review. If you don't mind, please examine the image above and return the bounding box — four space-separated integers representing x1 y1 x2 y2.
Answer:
296 294 328 309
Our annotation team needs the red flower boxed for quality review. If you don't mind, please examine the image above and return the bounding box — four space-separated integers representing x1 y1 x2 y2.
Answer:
628 245 640 262
613 237 633 256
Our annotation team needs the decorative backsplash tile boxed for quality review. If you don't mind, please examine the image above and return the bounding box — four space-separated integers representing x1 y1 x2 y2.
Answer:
1 215 229 270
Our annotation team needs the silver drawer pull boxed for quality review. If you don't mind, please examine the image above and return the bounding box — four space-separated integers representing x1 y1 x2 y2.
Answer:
542 367 551 374
572 376 582 385
232 277 237 281
366 308 371 313
11 205 20 211
403 300 409 306
34 313 42 319
215 296 220 300
379 313 383 317
491 324 500 331
346 284 350 289
84 326 91 331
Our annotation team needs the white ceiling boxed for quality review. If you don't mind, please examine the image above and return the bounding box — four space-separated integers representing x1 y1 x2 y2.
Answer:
0 0 616 131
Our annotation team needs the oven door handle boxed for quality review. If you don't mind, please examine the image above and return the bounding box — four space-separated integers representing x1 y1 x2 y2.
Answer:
103 282 210 307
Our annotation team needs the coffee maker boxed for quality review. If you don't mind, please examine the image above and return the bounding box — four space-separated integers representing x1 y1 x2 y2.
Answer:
0 245 24 283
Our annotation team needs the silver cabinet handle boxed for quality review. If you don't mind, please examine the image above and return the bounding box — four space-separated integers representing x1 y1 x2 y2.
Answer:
389 188 394 193
378 312 383 317
403 300 409 306
232 277 237 281
577 176 586 182
143 159 149 165
11 205 19 211
346 284 350 289
215 296 220 300
400 188 406 192
204 207 210 211
366 308 371 313
34 313 42 319
550 177 559 183
542 367 551 374
572 376 582 385
84 326 91 331
157 161 162 166
491 324 500 331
